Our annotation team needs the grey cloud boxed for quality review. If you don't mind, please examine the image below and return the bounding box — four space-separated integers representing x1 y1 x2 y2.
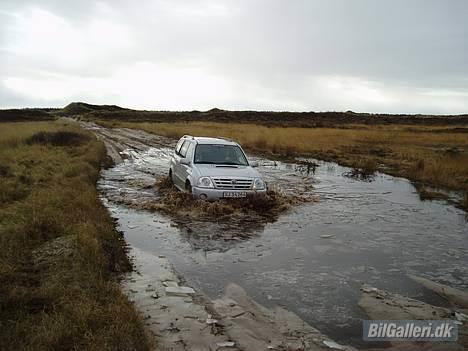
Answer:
1 0 467 112
0 82 37 107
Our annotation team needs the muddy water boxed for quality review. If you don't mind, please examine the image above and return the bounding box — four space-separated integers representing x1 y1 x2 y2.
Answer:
93 125 468 348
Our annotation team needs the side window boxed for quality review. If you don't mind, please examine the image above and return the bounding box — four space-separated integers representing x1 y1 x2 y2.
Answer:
186 142 194 159
175 139 184 154
179 141 190 158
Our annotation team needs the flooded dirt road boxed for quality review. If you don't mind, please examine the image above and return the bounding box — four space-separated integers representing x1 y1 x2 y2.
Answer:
84 122 468 348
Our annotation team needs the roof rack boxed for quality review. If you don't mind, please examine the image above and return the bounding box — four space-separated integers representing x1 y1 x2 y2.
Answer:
214 136 235 143
182 134 195 139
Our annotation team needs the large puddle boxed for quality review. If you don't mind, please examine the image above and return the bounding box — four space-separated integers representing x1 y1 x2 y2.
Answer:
94 125 467 348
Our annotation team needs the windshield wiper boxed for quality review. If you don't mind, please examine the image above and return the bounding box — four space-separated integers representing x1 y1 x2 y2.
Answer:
217 162 246 166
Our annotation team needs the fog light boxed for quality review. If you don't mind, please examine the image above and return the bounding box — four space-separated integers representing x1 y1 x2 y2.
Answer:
199 194 208 200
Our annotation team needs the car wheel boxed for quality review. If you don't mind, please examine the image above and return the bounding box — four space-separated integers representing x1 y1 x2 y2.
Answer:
185 180 192 194
168 169 173 183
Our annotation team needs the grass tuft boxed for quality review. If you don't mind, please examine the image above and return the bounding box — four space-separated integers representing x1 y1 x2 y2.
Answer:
26 131 90 147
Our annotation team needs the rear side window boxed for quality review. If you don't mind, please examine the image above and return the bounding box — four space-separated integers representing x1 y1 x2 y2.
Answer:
175 139 184 154
178 140 190 157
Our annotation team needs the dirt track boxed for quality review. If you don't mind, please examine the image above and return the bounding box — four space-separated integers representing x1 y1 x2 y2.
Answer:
82 121 468 350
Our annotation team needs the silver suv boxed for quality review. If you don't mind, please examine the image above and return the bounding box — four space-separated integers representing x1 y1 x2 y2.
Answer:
169 135 266 200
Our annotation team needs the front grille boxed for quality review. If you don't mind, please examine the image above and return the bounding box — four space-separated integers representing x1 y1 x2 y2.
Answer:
212 177 253 190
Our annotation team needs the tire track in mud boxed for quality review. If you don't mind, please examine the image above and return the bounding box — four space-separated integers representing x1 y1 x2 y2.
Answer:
81 121 468 350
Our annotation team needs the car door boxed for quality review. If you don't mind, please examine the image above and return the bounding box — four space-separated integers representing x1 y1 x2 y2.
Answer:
171 138 184 182
178 141 194 189
174 140 191 188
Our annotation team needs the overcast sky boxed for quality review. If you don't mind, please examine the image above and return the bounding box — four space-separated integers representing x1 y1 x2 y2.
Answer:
1 0 468 113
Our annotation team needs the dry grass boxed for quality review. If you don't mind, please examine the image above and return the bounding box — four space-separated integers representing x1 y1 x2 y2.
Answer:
100 120 468 209
0 121 150 350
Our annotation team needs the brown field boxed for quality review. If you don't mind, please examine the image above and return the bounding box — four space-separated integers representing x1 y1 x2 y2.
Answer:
99 120 468 208
0 121 150 350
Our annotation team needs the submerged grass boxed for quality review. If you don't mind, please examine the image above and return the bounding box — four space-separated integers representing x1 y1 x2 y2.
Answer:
100 120 468 210
144 176 312 220
0 121 150 350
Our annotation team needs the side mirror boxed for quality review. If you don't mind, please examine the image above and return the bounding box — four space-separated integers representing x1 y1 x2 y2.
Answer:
250 161 259 168
180 158 191 165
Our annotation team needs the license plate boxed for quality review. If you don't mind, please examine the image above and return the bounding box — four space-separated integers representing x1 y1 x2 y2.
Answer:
223 192 247 198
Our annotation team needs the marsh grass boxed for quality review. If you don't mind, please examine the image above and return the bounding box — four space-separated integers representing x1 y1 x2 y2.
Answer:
26 130 90 146
0 121 150 350
101 120 468 209
148 176 308 219
344 158 378 181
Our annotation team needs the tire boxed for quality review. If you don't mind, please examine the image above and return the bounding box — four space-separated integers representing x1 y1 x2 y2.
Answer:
185 180 192 194
168 169 173 183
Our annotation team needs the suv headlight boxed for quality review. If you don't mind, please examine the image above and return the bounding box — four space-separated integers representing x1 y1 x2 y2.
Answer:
197 176 214 188
252 178 265 190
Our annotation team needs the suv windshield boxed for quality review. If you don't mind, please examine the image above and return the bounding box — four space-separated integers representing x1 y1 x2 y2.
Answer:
194 144 249 166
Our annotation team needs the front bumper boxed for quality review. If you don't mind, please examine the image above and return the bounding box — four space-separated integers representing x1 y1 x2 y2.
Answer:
192 187 267 200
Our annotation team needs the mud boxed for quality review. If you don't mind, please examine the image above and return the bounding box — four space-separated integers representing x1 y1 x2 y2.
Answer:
81 121 468 349
124 248 351 351
359 282 468 350
122 249 239 351
408 275 468 310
